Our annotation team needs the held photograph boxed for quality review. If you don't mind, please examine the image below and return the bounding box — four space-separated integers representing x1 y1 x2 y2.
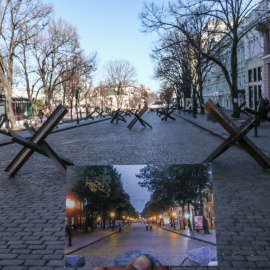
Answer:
65 164 217 268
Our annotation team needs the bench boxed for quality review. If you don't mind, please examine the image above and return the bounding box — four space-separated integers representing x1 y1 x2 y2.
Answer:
203 99 270 170
5 105 74 177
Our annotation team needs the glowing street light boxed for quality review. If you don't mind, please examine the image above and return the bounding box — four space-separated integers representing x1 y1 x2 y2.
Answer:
111 212 115 231
66 199 75 209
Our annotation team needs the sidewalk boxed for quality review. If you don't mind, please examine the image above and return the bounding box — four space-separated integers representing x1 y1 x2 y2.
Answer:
157 224 216 245
173 109 270 156
65 225 130 255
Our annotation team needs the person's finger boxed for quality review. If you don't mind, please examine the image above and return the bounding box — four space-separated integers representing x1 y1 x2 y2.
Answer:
125 255 152 270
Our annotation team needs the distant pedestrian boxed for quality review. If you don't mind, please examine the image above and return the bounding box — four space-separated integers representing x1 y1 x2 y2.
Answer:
187 227 191 239
38 110 44 124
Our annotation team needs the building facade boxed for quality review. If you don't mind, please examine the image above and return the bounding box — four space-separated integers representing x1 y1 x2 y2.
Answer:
202 0 269 109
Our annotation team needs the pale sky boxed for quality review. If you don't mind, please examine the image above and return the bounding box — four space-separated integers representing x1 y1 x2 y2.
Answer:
44 0 169 93
114 165 150 213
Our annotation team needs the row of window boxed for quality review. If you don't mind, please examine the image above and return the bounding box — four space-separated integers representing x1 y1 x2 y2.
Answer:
248 67 262 82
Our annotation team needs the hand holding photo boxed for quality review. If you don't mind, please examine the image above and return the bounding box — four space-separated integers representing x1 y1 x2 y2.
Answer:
64 164 217 268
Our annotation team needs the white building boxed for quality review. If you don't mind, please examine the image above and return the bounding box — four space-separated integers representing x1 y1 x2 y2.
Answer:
202 0 269 109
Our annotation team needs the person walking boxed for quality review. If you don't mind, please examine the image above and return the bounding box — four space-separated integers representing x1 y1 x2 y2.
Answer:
38 110 44 124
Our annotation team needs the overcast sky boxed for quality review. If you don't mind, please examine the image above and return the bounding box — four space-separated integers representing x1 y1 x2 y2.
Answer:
44 0 169 93
114 165 150 213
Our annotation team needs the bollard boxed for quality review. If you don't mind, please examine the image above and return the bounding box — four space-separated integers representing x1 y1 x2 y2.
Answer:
146 226 148 231
119 226 121 232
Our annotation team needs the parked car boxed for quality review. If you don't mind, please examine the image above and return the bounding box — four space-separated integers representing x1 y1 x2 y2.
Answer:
149 100 166 109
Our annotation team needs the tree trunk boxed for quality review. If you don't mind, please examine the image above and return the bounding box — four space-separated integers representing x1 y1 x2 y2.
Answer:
231 39 240 118
4 64 17 129
181 205 185 229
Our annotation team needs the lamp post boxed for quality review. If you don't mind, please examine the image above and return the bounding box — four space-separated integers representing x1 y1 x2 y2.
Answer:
191 84 197 118
172 212 177 230
75 88 79 124
111 212 115 231
0 92 8 128
66 199 75 246
159 215 162 226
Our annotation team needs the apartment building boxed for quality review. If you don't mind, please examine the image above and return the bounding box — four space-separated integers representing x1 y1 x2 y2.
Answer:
202 0 269 109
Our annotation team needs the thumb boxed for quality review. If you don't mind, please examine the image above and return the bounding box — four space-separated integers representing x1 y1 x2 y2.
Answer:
124 255 152 270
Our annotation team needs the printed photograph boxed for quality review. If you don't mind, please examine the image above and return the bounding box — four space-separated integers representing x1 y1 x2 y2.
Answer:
65 164 217 268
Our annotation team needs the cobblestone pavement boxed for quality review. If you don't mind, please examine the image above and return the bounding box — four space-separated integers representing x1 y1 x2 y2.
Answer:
70 223 216 267
65 226 125 255
0 112 270 269
159 224 216 245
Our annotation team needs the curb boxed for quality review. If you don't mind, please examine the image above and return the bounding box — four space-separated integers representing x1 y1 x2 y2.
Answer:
173 112 270 156
158 226 216 246
65 230 118 255
65 226 130 255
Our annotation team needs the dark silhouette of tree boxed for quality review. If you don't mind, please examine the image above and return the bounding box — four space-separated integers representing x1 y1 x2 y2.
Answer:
67 166 137 232
137 164 212 232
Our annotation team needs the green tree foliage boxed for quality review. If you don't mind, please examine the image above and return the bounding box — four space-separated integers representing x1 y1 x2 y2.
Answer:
35 99 47 112
67 166 137 231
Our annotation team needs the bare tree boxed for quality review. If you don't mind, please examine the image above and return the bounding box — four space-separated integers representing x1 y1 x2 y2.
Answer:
159 84 174 106
140 0 262 117
29 18 96 114
103 59 137 108
0 0 53 128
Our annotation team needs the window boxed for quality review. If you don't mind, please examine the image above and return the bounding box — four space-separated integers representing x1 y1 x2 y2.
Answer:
248 69 253 82
258 67 262 81
254 85 258 102
238 75 242 88
253 68 257 82
258 85 262 98
249 86 253 108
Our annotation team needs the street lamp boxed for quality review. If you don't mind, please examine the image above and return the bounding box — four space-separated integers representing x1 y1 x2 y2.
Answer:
66 199 75 246
159 215 162 226
111 212 115 231
0 91 6 113
191 84 197 118
0 92 8 128
74 88 79 124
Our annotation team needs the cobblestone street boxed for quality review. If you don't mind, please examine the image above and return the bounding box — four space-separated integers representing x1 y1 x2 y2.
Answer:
0 112 270 269
69 223 216 267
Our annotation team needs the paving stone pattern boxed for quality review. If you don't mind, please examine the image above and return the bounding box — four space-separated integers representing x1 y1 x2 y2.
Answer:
0 113 269 269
